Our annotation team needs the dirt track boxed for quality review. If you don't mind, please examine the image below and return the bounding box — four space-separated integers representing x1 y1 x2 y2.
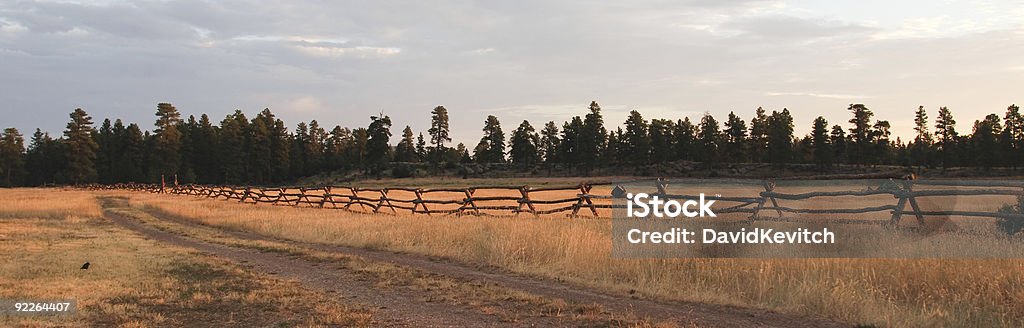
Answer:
101 197 848 327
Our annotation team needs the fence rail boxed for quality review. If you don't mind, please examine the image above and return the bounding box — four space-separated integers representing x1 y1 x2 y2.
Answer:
83 178 1024 230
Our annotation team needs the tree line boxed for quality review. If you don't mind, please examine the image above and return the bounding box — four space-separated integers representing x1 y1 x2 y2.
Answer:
0 101 1020 186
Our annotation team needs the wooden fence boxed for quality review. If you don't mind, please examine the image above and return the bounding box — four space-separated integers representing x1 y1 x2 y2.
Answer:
85 178 1024 228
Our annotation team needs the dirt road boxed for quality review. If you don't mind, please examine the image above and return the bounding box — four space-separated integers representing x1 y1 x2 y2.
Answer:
101 197 847 327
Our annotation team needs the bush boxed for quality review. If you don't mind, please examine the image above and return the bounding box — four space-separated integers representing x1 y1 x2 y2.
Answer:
997 195 1024 235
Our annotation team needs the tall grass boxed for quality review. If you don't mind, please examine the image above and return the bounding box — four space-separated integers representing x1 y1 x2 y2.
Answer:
129 191 1024 327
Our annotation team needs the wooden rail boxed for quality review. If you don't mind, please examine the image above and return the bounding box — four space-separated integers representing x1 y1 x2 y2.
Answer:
83 178 1024 233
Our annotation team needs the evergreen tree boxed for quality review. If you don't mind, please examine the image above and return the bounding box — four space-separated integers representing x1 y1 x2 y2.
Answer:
95 119 116 183
307 120 327 173
649 119 675 164
748 107 769 162
829 125 848 164
911 106 933 169
192 114 219 183
723 112 748 162
219 111 248 184
1002 104 1023 169
811 117 832 169
326 126 351 171
935 106 958 169
25 129 63 185
0 128 26 186
428 106 451 162
290 122 309 178
971 114 1002 169
473 115 505 163
847 104 873 165
415 133 427 162
622 110 650 164
366 115 392 173
119 123 146 182
870 120 892 165
579 101 607 173
509 120 541 168
766 109 794 167
540 121 560 165
697 112 721 166
394 126 419 162
176 116 197 183
673 118 697 161
247 116 273 183
63 108 99 184
151 103 183 181
559 117 584 171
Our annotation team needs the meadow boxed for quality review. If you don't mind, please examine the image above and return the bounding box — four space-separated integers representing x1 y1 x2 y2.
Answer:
119 179 1024 327
0 188 371 327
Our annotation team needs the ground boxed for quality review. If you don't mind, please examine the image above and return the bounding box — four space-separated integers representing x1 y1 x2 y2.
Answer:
2 185 1024 327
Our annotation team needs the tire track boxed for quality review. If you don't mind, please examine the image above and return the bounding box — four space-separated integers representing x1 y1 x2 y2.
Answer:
102 200 548 327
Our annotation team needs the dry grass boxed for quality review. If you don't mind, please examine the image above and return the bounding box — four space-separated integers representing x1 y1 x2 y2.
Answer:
0 189 372 327
122 180 1024 328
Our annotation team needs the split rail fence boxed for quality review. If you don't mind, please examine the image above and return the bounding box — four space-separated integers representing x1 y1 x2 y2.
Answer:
86 178 1024 227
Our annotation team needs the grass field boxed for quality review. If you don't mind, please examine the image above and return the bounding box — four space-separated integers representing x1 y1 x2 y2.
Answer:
0 188 372 327
124 179 1024 328
4 183 1024 327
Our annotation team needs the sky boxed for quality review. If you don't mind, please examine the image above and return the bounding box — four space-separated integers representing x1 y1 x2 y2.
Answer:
2 0 1023 145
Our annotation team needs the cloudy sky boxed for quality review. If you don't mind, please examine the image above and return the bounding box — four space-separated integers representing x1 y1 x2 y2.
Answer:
2 0 1022 144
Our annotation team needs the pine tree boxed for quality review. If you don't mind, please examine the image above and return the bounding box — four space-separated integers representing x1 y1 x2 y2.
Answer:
307 120 327 173
473 115 505 163
290 122 309 178
748 107 768 162
151 103 183 181
63 108 99 184
394 126 419 162
829 125 847 164
622 110 650 164
559 117 584 171
579 101 606 173
673 118 697 161
723 112 748 162
247 117 272 183
192 114 219 183
697 112 721 167
119 123 146 182
972 114 1002 170
811 117 832 169
177 116 197 183
415 133 427 162
219 111 248 184
428 106 451 162
911 106 933 169
649 119 675 164
0 128 26 186
935 106 958 170
870 120 892 165
540 121 560 165
1002 104 1023 169
95 119 116 184
766 109 794 167
509 120 541 168
366 114 392 173
25 129 62 185
847 104 873 165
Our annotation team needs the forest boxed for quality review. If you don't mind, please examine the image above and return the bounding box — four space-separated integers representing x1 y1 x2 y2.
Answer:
0 101 1019 186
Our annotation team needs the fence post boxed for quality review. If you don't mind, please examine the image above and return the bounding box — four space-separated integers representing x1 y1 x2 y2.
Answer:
414 189 430 216
518 186 537 217
902 179 926 226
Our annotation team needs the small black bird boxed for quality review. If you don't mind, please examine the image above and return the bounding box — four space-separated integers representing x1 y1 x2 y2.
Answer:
80 262 90 270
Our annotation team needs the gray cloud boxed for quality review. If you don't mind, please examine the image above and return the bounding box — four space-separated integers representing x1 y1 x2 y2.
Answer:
0 0 1022 144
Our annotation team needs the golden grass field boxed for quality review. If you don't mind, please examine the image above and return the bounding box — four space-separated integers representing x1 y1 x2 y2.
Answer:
3 181 1024 327
0 188 372 327
115 179 1024 327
